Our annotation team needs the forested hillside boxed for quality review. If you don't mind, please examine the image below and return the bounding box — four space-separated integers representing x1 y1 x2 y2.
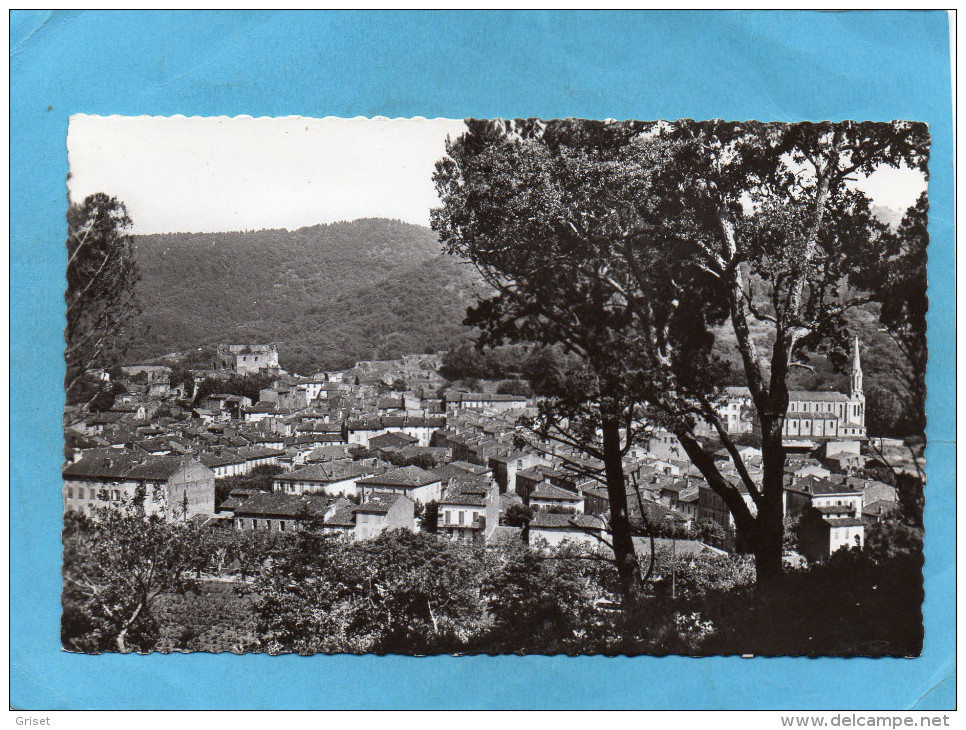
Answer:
127 219 486 373
127 216 917 433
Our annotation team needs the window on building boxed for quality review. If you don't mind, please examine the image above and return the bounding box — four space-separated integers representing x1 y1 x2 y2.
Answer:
458 511 464 525
280 521 286 531
78 487 84 499
444 511 451 524
66 487 73 499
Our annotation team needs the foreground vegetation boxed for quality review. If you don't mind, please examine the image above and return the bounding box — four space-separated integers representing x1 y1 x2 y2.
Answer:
63 503 923 657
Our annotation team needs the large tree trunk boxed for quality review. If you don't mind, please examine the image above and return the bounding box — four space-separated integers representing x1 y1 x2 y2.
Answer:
601 414 643 607
755 416 787 590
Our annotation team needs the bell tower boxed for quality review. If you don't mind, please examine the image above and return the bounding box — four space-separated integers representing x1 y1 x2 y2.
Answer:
849 335 866 430
850 335 863 397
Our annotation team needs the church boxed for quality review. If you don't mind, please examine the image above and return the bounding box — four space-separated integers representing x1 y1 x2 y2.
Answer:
717 336 867 441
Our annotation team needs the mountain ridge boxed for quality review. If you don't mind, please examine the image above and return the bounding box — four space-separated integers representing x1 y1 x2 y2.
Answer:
127 218 484 373
125 216 911 429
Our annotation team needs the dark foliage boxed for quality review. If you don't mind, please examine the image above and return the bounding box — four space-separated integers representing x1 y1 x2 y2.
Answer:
124 219 485 373
192 372 276 407
418 500 439 533
502 503 533 527
214 464 284 509
65 193 141 404
64 515 923 656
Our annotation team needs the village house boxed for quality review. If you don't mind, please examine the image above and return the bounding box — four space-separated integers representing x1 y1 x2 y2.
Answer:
647 428 689 462
299 444 353 465
343 415 445 448
528 512 608 548
697 480 758 529
243 401 278 424
110 403 148 420
783 476 864 520
274 460 383 497
233 493 336 532
202 394 253 419
368 431 420 451
657 479 701 522
862 499 897 523
354 492 415 540
529 482 584 514
81 412 125 435
487 451 550 496
356 465 443 503
515 465 576 503
198 451 248 479
431 461 492 481
320 498 357 538
259 385 309 411
216 344 280 375
437 477 500 544
580 485 610 516
797 504 865 562
63 453 215 521
438 489 487 541
442 391 529 413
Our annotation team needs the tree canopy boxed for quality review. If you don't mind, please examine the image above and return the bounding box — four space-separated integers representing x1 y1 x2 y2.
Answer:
65 193 141 404
433 118 929 589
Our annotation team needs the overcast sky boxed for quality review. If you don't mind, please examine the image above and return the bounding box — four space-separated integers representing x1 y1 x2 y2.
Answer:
67 115 927 236
67 116 469 235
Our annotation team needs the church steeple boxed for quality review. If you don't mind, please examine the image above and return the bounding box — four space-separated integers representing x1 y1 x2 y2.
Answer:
850 335 863 397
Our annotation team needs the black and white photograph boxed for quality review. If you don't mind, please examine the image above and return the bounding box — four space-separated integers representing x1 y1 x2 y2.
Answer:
62 114 929 657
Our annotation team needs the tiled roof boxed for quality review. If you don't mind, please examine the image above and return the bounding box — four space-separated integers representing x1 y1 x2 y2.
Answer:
234 493 333 518
581 485 609 500
369 431 419 448
357 465 440 488
324 497 357 527
445 392 527 403
303 445 352 462
277 461 375 484
788 475 862 496
633 537 711 558
440 492 486 507
239 446 285 459
345 416 445 430
862 500 897 517
530 512 605 530
198 451 246 468
786 411 840 420
725 386 853 404
823 517 865 528
660 480 692 494
355 491 407 514
788 390 852 402
531 482 582 501
63 453 201 481
248 401 278 411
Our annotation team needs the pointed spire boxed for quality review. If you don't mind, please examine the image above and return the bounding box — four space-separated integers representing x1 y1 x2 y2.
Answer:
850 335 863 398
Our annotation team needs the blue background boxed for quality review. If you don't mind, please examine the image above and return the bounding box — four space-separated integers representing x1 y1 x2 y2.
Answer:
10 10 955 710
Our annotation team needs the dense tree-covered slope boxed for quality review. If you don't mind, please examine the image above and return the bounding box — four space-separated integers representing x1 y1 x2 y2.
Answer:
127 217 916 431
127 218 485 373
